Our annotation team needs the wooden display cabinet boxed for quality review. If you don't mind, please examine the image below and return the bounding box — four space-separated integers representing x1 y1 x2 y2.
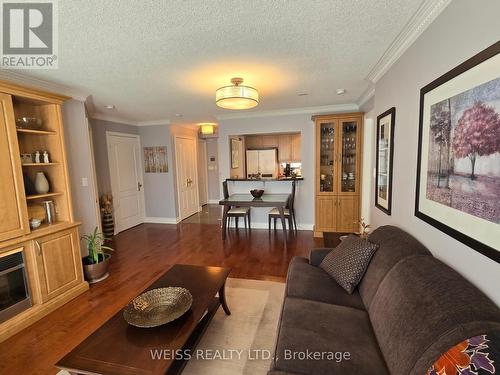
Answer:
313 113 363 236
0 80 88 342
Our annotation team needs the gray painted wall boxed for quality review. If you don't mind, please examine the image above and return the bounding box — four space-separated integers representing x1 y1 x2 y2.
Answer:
139 125 177 219
370 0 500 304
206 138 220 202
61 100 100 254
89 118 138 195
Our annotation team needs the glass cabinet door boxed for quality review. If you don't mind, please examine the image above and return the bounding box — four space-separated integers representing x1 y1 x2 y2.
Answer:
319 122 335 192
340 120 358 193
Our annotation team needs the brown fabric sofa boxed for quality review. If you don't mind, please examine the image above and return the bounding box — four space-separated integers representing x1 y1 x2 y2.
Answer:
269 225 500 375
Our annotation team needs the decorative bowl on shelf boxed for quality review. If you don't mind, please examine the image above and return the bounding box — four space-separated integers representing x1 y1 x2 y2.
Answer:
250 189 264 198
29 218 42 229
16 117 42 130
123 287 193 328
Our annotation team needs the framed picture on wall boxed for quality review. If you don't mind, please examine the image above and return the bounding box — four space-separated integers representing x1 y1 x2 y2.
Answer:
231 138 241 169
143 146 168 173
415 41 500 263
375 107 395 215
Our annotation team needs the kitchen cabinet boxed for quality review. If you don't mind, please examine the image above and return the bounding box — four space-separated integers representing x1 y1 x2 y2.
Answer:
262 135 278 148
278 134 292 162
30 228 83 303
247 133 301 163
313 113 363 236
245 135 262 149
291 133 301 162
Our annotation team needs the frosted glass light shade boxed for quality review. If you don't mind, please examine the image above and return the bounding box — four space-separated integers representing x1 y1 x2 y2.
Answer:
199 123 215 135
215 78 259 110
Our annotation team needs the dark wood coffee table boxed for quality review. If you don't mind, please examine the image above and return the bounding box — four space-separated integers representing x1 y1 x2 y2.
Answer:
56 264 231 375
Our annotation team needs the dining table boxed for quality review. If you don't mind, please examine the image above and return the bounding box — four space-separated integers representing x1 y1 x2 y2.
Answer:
219 193 291 247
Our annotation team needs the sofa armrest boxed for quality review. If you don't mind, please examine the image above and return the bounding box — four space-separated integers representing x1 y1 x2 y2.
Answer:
309 248 332 266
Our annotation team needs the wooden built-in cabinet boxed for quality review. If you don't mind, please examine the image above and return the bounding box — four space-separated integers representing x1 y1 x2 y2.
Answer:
29 228 83 303
0 80 88 342
0 93 29 242
246 133 301 162
313 113 363 236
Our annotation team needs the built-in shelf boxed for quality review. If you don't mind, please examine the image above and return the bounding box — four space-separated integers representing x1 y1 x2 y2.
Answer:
30 221 70 235
26 192 63 200
22 162 60 167
16 128 57 135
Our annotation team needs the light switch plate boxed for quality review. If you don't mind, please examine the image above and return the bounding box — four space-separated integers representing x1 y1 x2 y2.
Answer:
81 177 88 187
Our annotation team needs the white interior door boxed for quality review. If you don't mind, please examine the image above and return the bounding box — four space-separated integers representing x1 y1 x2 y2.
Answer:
197 140 208 206
175 136 199 220
107 132 145 233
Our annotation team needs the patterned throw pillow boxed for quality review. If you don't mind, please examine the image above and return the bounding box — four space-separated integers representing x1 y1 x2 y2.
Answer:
426 332 499 375
319 235 378 294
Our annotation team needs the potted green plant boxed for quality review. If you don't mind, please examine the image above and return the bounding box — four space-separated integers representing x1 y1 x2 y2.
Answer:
81 227 113 284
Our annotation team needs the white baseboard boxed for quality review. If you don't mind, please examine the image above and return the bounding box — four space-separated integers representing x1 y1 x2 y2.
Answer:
143 217 180 224
227 221 313 231
208 199 220 204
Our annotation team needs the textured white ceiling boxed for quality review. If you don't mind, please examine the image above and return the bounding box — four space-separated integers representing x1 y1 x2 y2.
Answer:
24 0 424 123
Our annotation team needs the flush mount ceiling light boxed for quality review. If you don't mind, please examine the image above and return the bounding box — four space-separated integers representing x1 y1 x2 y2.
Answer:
215 77 259 110
198 122 216 135
104 104 115 109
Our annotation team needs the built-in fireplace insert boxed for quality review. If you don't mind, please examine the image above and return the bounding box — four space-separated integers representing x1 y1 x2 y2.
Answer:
0 249 32 323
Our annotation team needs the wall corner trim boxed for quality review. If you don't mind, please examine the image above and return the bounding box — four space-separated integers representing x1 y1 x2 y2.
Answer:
366 0 452 83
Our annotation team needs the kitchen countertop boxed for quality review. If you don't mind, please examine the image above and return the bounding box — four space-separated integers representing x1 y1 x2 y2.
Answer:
226 177 303 181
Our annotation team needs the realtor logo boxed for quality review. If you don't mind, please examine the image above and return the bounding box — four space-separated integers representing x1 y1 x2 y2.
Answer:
1 0 58 69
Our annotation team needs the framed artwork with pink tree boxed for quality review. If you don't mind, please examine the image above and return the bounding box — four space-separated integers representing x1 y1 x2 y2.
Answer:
416 41 500 263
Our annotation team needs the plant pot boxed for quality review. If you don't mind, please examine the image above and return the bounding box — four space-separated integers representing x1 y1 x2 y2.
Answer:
82 254 111 284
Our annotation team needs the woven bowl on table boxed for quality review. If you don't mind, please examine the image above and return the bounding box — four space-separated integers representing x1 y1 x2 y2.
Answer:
123 287 193 328
250 189 264 198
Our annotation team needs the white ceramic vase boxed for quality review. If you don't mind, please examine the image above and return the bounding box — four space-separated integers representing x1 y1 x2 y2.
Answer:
34 172 49 194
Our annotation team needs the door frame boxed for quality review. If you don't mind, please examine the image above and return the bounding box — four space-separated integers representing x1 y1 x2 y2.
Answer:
87 123 102 233
197 139 209 206
174 135 200 220
105 131 145 233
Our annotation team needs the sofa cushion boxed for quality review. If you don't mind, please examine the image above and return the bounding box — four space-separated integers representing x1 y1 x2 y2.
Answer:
319 235 378 294
359 225 432 307
271 298 389 375
368 255 500 375
286 257 365 310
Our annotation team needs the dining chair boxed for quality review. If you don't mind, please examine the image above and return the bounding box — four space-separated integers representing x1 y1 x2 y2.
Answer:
268 180 297 233
222 180 251 230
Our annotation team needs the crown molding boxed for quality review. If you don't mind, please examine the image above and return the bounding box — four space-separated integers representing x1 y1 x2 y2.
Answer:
366 0 452 83
136 119 171 126
357 87 375 108
90 112 140 126
0 70 89 101
215 103 359 120
89 112 171 127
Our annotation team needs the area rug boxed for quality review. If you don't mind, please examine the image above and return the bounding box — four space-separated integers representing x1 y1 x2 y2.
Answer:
58 278 285 375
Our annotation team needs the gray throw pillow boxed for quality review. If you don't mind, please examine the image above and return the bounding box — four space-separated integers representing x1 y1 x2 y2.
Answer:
319 235 378 294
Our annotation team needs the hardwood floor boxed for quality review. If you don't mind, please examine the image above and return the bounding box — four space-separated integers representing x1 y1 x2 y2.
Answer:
0 222 324 374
